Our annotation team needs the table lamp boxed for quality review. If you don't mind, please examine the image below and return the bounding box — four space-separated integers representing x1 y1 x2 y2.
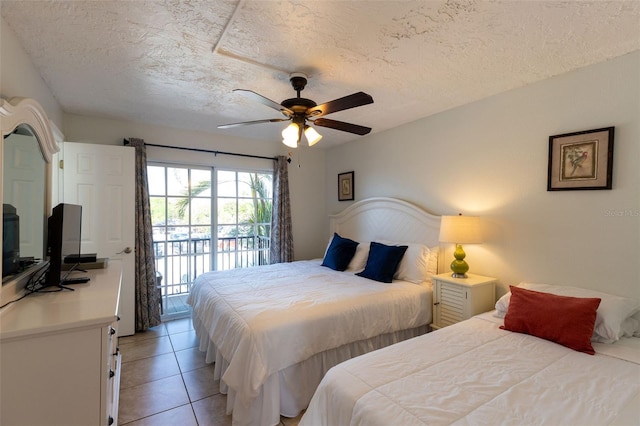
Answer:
438 214 482 278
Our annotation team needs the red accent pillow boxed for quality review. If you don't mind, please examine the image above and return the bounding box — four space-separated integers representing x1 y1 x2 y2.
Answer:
500 285 601 355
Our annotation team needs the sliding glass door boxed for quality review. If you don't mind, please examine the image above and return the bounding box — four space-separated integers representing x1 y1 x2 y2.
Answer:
148 165 213 319
216 170 272 270
147 164 272 319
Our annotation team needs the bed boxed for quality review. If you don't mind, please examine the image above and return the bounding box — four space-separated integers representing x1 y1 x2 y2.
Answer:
187 197 443 426
301 283 640 425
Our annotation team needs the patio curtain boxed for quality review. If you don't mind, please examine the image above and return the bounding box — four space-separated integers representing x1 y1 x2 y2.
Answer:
270 155 294 263
129 138 161 331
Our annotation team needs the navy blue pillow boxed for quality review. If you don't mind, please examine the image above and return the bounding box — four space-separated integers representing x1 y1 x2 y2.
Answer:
356 242 408 283
321 233 359 271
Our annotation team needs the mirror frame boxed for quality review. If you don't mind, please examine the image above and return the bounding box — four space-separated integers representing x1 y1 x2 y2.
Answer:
0 97 62 304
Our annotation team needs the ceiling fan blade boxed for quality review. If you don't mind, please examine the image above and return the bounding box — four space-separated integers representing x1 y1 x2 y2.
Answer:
307 92 373 118
233 89 293 116
218 118 290 129
312 118 372 135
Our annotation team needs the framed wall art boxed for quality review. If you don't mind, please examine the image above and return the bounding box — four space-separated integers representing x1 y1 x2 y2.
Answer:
547 126 614 191
338 171 354 201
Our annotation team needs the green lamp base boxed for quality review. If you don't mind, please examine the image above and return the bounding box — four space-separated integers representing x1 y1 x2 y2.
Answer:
450 244 469 278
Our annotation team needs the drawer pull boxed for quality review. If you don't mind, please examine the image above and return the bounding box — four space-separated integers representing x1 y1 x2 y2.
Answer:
109 369 115 378
109 327 116 335
109 416 114 425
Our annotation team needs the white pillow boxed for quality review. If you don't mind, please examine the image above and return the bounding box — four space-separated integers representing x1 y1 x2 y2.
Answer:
396 243 431 284
632 311 640 337
346 241 370 272
494 292 511 318
495 282 640 343
374 241 430 284
614 316 640 340
426 245 438 278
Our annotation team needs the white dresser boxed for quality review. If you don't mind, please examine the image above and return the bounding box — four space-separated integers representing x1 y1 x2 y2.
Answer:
431 272 496 329
0 262 122 426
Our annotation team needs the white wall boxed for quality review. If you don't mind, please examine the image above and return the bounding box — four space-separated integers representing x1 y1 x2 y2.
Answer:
0 16 63 128
62 113 327 261
326 51 640 300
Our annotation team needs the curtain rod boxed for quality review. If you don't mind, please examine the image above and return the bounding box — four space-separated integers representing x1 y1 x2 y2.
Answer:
123 139 290 162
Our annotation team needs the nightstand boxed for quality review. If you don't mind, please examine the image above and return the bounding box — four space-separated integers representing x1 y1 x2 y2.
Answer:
431 272 496 329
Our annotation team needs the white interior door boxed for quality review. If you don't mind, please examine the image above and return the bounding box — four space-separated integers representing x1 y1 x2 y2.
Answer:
62 142 136 336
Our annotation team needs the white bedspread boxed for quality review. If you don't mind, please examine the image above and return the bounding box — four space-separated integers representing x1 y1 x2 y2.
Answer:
301 312 640 426
187 260 432 413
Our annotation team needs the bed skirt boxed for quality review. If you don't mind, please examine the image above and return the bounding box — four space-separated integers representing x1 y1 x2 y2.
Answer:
192 312 429 426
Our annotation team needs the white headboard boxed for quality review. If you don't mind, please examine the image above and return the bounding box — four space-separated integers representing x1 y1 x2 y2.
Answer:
329 197 441 248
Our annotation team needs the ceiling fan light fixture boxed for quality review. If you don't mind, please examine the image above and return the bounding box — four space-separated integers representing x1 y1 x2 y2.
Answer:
304 125 322 146
222 73 373 146
282 122 299 148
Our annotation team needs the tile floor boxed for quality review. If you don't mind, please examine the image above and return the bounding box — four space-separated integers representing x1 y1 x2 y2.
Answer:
117 317 303 426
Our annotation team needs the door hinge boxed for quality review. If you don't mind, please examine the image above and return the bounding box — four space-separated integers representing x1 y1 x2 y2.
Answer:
59 159 64 169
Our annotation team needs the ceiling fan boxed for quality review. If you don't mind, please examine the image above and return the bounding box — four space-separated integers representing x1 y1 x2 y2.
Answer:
218 72 374 148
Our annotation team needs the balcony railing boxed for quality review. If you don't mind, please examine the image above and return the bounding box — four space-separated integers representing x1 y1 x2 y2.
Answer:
152 236 270 316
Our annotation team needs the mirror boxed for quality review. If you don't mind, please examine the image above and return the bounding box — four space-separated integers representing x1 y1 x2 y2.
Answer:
2 125 47 278
0 97 60 286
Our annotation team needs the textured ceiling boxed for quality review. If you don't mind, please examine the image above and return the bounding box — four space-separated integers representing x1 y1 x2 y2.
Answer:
2 1 639 148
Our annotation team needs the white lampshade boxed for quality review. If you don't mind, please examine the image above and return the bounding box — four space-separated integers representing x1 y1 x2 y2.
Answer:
304 125 322 146
282 122 299 148
439 215 482 244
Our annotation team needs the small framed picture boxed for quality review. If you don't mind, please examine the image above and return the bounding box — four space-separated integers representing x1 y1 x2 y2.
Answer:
338 171 354 201
547 127 614 191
